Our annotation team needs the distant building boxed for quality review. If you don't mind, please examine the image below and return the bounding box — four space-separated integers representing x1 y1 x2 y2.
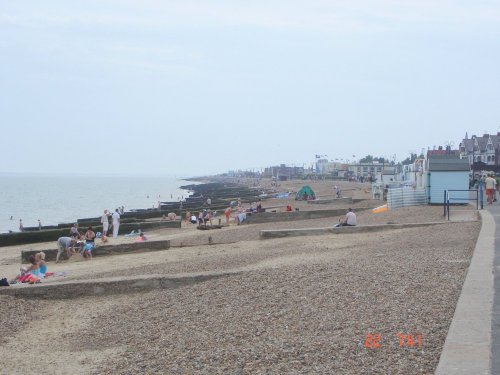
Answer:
263 164 305 180
401 158 425 188
459 133 499 167
226 170 261 178
315 159 348 177
427 147 460 158
348 161 399 181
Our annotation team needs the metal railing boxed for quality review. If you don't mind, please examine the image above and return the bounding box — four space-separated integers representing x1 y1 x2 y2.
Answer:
443 189 480 220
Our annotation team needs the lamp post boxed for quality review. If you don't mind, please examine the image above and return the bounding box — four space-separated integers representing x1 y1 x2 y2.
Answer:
471 135 476 179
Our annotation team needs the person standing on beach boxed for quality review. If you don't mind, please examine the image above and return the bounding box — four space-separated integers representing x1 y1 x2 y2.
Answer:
101 210 110 236
224 207 231 225
70 223 81 239
19 219 24 232
112 209 120 238
38 219 42 231
84 226 96 245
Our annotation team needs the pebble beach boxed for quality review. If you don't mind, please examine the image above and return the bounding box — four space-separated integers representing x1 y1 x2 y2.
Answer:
0 178 481 374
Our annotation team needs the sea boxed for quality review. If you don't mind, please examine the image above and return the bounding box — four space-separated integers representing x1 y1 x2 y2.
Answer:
0 174 197 234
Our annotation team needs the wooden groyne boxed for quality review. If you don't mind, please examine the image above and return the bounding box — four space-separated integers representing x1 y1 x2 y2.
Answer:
0 220 180 247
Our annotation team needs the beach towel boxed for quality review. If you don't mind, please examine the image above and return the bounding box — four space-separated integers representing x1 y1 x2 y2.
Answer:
19 274 40 284
125 230 140 237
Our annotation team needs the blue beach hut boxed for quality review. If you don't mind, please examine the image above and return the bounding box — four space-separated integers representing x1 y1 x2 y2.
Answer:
426 155 470 204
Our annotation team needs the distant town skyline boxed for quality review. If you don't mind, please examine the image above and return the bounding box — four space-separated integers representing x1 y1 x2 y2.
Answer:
1 1 499 176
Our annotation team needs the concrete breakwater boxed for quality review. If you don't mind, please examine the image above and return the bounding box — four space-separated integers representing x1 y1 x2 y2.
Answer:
244 207 371 224
21 239 171 263
307 197 353 205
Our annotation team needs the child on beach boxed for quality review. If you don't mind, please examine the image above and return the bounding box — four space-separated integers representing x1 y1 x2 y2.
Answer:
82 243 94 260
36 252 47 278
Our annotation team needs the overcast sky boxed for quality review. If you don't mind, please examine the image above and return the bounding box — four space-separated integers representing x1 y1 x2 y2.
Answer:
1 0 500 175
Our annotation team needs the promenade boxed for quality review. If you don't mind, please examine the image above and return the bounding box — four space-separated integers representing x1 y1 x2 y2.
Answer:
436 202 500 375
488 204 500 375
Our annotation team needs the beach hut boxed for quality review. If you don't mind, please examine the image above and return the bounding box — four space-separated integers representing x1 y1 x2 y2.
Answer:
295 186 316 201
426 155 470 204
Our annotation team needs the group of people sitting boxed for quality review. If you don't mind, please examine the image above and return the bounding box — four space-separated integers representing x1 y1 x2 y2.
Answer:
186 210 216 226
12 251 48 284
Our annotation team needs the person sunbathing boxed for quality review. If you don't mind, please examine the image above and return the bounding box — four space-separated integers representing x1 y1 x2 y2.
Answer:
12 255 40 283
135 232 148 242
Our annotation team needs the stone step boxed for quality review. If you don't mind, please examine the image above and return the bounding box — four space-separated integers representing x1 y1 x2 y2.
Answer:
259 221 470 239
0 271 238 299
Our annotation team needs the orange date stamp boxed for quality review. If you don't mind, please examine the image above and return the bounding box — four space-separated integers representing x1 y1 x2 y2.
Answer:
364 333 422 349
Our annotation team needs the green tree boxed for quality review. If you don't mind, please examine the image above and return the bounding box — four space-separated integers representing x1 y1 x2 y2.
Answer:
359 155 388 163
401 153 424 165
359 155 374 163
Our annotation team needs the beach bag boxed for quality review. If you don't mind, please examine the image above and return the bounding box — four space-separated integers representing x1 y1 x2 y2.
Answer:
0 278 9 287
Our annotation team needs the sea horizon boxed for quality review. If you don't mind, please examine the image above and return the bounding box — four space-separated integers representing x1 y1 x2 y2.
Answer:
0 171 205 179
0 174 200 234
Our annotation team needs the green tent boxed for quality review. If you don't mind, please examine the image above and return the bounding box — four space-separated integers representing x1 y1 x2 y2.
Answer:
295 185 316 201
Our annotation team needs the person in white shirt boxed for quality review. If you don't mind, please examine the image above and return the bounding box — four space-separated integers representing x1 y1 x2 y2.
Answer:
111 209 121 238
485 174 496 204
337 208 356 227
101 209 110 236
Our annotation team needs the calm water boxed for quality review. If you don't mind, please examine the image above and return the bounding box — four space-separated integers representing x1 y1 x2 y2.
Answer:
0 175 195 233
